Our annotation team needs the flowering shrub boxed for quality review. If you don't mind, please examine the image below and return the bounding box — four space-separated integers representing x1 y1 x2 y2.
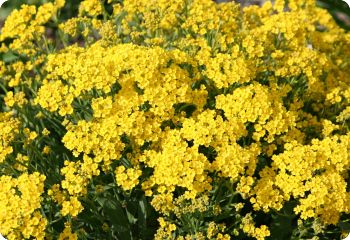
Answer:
1 0 350 239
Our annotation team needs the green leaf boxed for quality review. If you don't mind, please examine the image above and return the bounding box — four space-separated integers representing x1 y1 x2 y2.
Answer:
2 51 19 63
103 200 133 239
269 201 297 240
339 221 350 231
126 209 138 224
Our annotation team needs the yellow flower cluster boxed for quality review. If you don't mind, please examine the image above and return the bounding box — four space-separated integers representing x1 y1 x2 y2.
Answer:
141 129 212 199
4 91 28 108
122 0 185 31
241 214 271 240
0 112 19 163
59 155 100 217
58 223 78 240
216 83 296 143
79 0 103 17
154 217 177 240
115 165 142 191
0 173 47 240
0 1 65 54
172 195 209 217
34 80 74 116
251 134 350 224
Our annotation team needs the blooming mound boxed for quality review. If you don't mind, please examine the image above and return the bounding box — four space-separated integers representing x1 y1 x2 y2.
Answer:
1 0 350 239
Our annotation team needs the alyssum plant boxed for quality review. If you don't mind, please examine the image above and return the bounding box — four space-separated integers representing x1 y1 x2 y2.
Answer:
1 0 350 239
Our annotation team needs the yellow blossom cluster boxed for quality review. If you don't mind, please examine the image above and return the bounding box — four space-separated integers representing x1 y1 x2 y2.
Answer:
172 194 209 217
115 165 142 191
122 0 183 31
0 112 20 163
241 214 271 240
59 155 100 216
154 217 177 240
0 0 65 55
79 0 103 17
141 129 212 199
251 134 350 224
4 91 28 108
58 223 78 240
0 173 47 240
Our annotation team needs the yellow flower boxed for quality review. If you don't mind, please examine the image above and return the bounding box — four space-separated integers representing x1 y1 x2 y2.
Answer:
115 165 142 191
61 197 84 217
0 112 19 163
241 214 270 240
43 146 51 154
0 173 47 239
58 223 78 240
42 128 50 136
79 0 103 16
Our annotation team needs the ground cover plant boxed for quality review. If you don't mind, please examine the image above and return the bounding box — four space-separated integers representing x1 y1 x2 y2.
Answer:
1 0 350 239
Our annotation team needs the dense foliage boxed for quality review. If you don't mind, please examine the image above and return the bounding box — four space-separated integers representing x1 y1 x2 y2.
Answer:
1 0 350 239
